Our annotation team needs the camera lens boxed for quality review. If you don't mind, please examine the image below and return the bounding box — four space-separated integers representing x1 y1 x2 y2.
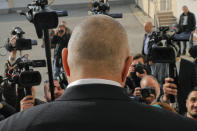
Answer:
58 30 64 34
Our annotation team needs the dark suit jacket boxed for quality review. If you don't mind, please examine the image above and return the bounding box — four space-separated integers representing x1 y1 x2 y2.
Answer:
178 58 197 114
0 84 197 131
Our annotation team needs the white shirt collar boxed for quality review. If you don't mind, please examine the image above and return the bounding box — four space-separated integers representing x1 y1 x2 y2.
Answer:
67 78 122 88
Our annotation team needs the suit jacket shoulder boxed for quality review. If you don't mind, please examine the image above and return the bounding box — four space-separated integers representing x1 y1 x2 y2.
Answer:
0 84 197 131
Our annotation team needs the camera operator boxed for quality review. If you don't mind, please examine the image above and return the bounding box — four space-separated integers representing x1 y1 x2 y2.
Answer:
160 57 197 114
19 79 65 111
0 32 22 119
51 21 71 80
133 75 160 105
3 27 43 112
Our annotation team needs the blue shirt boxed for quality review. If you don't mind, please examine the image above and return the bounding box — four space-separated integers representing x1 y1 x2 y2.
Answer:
144 34 150 55
144 33 152 55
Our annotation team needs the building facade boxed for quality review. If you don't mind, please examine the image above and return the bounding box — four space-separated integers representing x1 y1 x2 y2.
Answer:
135 0 197 22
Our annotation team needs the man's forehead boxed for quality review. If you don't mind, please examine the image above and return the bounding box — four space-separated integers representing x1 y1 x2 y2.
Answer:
189 91 197 99
183 6 188 10
59 25 65 28
133 58 143 63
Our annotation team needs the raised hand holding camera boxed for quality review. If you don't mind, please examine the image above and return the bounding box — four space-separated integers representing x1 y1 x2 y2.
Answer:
163 77 178 102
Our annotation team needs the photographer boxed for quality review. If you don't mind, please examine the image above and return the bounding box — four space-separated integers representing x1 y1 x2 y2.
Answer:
51 21 71 80
0 32 21 119
133 75 160 105
126 54 150 89
20 80 65 111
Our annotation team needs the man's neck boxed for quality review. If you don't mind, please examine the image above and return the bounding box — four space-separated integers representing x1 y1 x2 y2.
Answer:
146 31 152 35
176 57 180 62
184 12 188 15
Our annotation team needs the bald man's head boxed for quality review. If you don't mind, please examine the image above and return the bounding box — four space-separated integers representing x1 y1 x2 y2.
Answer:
140 75 160 99
144 22 152 33
67 15 129 74
62 15 132 85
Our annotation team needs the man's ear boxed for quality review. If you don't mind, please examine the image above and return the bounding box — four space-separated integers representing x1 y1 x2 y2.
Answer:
62 48 70 77
122 56 133 85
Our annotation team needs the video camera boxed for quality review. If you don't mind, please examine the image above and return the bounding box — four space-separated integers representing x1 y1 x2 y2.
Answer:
90 0 122 18
20 0 68 100
148 25 180 103
20 0 68 38
148 25 180 63
92 0 110 15
7 54 46 95
6 27 37 52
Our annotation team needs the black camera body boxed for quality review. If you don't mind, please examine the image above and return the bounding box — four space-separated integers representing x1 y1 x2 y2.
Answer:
8 55 46 87
134 62 147 74
148 25 180 63
21 0 68 38
92 1 110 15
6 27 37 52
141 86 156 98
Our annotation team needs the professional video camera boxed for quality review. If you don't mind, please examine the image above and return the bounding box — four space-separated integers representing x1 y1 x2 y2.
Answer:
134 62 147 74
90 0 122 18
5 27 37 52
20 0 68 38
7 54 46 95
148 25 181 63
91 0 110 15
148 25 180 103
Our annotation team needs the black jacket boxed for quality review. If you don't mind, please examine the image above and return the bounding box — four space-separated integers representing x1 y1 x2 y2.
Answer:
177 58 197 114
0 84 197 131
179 11 196 32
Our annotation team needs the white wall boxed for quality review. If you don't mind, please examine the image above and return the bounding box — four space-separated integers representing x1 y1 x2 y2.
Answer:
0 0 9 9
176 0 197 21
